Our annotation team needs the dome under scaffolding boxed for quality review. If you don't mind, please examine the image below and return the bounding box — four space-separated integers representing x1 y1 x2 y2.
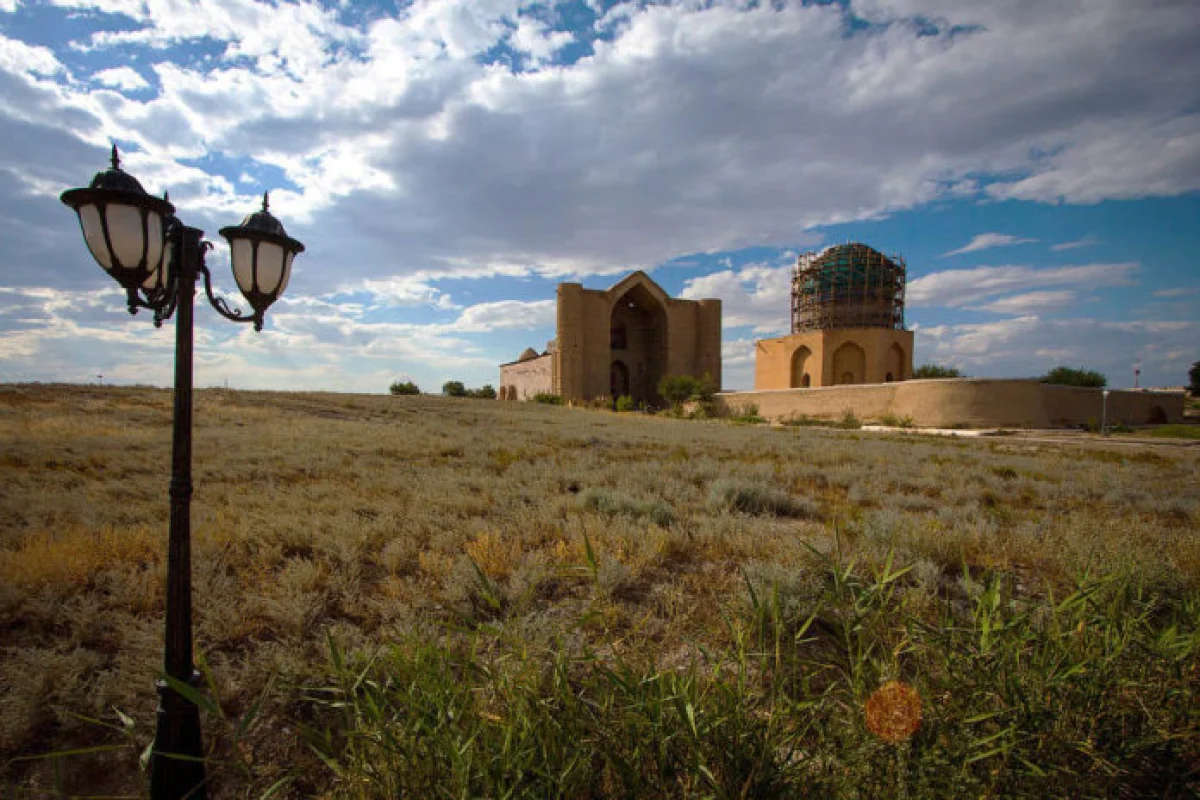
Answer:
791 243 906 334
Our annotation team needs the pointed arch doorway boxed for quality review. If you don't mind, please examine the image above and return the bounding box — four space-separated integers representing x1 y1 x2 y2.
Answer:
610 281 668 405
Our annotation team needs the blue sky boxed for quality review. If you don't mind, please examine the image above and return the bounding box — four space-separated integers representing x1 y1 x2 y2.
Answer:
0 0 1196 393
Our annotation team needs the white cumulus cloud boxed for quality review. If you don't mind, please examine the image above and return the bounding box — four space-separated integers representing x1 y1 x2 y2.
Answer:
1051 236 1101 252
4 0 1200 390
449 299 555 333
909 263 1138 308
942 233 1038 258
91 66 148 91
970 290 1077 315
917 316 1197 387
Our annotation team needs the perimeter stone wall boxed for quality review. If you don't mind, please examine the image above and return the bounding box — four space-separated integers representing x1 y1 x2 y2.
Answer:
720 379 1185 428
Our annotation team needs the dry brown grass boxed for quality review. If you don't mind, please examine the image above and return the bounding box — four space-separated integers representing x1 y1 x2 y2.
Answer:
0 383 1197 796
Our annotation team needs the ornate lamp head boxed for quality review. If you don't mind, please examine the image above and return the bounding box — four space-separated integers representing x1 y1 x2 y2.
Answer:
60 145 174 291
219 192 305 319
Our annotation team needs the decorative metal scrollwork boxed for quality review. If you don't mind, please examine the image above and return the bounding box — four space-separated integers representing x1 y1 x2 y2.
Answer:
198 262 262 331
120 227 265 331
125 286 173 321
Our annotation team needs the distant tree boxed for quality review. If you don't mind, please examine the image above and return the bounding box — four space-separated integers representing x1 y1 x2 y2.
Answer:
694 373 719 404
472 384 497 400
442 380 467 397
1041 366 1107 388
1189 361 1200 394
389 380 420 396
658 375 697 409
912 364 963 379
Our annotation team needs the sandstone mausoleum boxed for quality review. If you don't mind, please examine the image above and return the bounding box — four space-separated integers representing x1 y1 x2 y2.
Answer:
756 243 913 389
495 245 1184 428
499 271 721 405
729 242 1183 427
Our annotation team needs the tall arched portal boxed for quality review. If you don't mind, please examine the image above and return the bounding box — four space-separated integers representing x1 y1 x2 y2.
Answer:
502 271 721 404
610 282 668 405
832 341 866 385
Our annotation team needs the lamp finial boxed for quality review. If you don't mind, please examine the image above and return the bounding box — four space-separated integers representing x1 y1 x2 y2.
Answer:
262 191 269 212
110 144 120 170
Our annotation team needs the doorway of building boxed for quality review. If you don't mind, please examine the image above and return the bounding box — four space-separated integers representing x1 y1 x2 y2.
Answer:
610 360 630 400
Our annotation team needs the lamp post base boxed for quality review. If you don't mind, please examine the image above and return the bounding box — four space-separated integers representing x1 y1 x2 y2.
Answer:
151 673 207 799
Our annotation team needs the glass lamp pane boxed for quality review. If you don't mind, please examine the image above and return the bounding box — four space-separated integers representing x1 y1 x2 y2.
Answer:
277 252 295 297
231 239 255 295
106 204 147 271
140 214 167 290
161 234 173 285
78 205 112 270
144 211 164 275
141 265 161 290
254 242 285 295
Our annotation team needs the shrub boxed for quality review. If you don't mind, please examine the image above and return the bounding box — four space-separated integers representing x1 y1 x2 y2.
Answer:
728 402 764 424
533 393 563 405
389 380 420 396
614 394 636 412
913 364 963 379
1041 366 1107 388
878 412 914 428
707 479 819 518
780 414 817 427
1147 424 1200 440
577 487 675 526
839 409 862 429
442 380 467 397
692 373 720 417
658 375 698 409
656 374 720 416
468 385 497 400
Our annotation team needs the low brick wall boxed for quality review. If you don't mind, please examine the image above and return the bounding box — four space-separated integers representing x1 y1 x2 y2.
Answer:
720 379 1185 429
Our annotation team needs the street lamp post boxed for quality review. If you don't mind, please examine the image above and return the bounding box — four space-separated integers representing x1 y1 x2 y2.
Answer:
60 146 305 800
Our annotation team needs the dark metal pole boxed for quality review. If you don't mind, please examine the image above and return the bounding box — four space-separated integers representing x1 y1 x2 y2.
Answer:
151 225 207 799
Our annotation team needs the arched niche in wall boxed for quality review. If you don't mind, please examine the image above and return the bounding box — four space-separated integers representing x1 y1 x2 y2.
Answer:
832 341 866 385
886 342 906 382
791 346 812 388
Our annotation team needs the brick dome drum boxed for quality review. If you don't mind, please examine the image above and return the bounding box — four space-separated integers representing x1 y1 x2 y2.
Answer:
792 243 906 333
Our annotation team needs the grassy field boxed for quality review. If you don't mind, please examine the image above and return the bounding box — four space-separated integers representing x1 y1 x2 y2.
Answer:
1 384 1198 798
1143 424 1200 440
